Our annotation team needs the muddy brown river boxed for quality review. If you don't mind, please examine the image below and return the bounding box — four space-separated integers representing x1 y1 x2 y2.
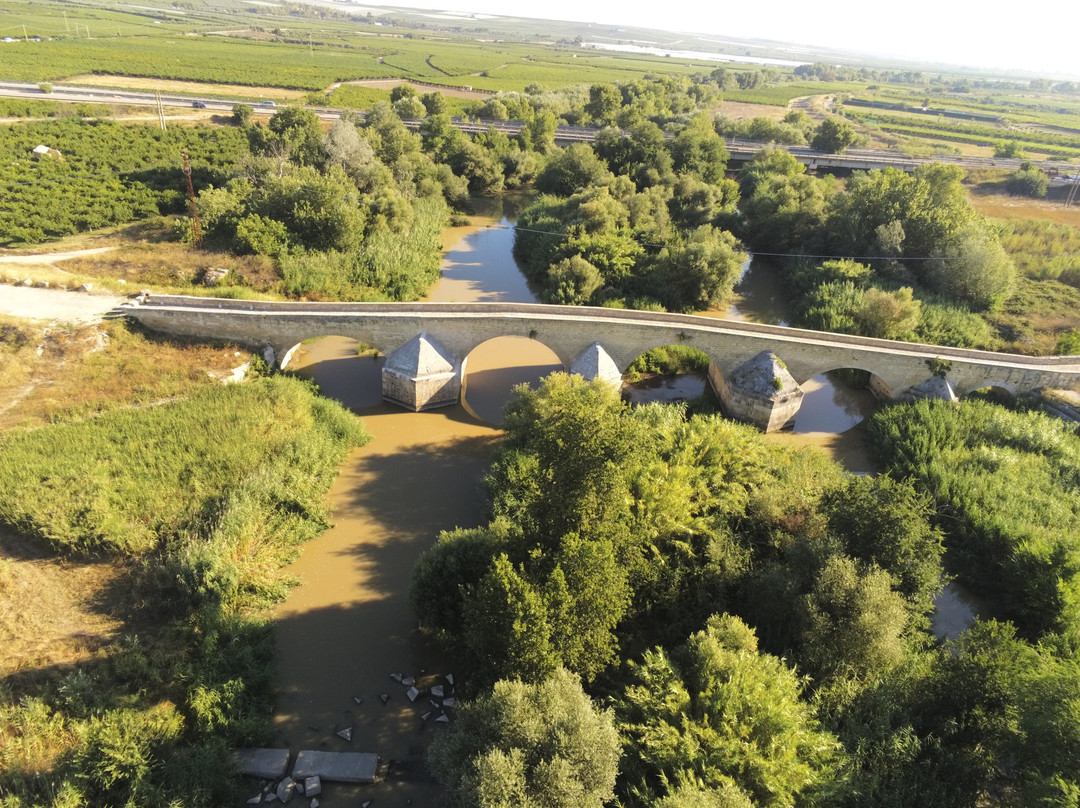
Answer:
270 199 969 804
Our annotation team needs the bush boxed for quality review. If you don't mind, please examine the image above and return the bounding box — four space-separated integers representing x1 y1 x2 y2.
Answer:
1007 167 1049 198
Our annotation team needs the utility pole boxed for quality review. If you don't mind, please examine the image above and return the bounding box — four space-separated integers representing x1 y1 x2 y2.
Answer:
182 153 203 247
22 25 28 42
1066 176 1080 209
63 9 69 33
155 90 167 132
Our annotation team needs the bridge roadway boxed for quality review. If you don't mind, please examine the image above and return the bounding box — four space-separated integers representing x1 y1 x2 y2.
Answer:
129 296 1080 404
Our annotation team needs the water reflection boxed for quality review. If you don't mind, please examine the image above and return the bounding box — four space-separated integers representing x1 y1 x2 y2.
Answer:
933 582 984 641
727 258 792 325
287 337 385 410
622 374 708 406
425 195 539 305
794 372 879 435
697 257 792 325
462 337 563 426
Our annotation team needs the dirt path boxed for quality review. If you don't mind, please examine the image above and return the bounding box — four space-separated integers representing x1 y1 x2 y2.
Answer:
333 78 493 99
0 285 126 324
0 246 117 265
787 94 834 123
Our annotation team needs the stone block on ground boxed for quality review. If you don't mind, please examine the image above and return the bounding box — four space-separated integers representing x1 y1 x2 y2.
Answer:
235 748 290 779
303 776 321 797
276 777 296 804
293 751 380 784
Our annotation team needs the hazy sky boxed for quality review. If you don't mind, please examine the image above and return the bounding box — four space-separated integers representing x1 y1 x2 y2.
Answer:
382 0 1080 78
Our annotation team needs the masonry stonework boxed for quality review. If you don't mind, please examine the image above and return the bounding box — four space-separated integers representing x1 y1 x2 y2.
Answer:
128 298 1080 430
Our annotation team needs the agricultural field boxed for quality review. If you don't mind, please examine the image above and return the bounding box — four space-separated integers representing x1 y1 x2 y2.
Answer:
0 118 246 245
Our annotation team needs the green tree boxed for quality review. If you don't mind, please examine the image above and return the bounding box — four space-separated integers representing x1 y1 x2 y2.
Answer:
231 103 253 126
928 220 1016 309
389 83 416 103
586 83 622 125
263 105 324 167
811 117 858 153
534 145 614 196
854 286 922 339
822 475 945 624
420 91 446 116
463 554 559 683
650 226 748 312
617 615 838 807
545 255 603 304
669 114 730 183
393 94 427 120
994 139 1024 158
489 374 642 541
427 669 621 808
1007 166 1049 198
741 172 833 253
738 147 806 197
796 555 911 683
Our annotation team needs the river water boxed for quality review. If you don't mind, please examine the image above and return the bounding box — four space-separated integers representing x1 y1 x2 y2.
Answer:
270 200 966 803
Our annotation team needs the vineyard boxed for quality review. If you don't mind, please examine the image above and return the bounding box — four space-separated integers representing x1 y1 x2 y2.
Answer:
844 107 1080 157
0 119 246 244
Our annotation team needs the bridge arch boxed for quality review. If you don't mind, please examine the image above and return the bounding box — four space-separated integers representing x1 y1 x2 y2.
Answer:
621 344 715 407
278 335 386 410
956 380 1019 400
793 367 885 434
459 335 563 425
126 297 1080 431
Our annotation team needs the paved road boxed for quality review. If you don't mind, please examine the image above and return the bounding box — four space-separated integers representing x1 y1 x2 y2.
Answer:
2 81 1074 175
0 285 126 325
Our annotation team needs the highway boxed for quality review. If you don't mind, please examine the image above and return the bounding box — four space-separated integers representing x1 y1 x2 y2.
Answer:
0 80 1074 176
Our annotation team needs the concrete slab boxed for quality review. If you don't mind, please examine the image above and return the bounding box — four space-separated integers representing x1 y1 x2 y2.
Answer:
292 751 380 784
235 748 291 779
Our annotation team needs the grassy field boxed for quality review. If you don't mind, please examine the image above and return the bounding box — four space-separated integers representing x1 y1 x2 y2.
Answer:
0 348 368 804
0 316 257 430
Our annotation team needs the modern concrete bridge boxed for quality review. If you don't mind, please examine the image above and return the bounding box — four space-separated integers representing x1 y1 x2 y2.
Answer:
128 296 1080 429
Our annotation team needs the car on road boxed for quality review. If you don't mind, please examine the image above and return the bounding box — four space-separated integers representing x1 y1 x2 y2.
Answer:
258 100 276 108
192 100 207 109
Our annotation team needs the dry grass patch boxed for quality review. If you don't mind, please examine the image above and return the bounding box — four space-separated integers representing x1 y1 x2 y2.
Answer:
0 529 124 676
0 318 248 430
340 78 493 100
61 239 281 293
715 100 788 121
64 74 307 101
971 194 1080 227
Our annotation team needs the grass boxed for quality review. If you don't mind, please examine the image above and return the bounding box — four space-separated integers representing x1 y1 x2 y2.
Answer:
625 345 711 382
0 375 365 556
0 368 368 805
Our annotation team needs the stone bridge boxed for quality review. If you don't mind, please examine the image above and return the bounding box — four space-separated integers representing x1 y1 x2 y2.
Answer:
128 296 1080 430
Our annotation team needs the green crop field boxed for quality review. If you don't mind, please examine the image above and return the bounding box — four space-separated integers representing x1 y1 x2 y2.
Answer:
724 81 863 105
